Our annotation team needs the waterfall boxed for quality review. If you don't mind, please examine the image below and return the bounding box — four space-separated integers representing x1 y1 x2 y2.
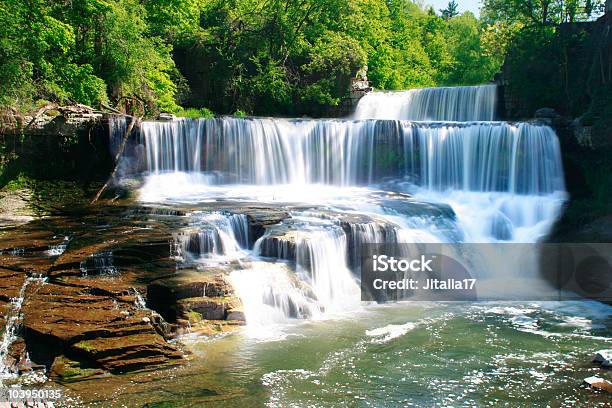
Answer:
109 115 128 157
45 236 69 256
294 224 361 312
127 84 568 329
79 251 118 276
140 118 564 195
229 262 323 331
353 84 497 121
177 212 249 260
0 276 46 381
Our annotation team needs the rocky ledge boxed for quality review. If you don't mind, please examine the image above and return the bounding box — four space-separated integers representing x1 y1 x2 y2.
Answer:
0 202 296 383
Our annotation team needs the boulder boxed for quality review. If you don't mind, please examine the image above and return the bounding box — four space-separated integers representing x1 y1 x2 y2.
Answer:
584 376 612 393
594 350 612 367
235 207 290 245
256 222 299 261
157 113 176 121
177 296 243 322
146 269 235 322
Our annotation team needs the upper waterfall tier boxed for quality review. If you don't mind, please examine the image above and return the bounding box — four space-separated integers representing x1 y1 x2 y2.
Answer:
353 85 497 121
140 117 565 195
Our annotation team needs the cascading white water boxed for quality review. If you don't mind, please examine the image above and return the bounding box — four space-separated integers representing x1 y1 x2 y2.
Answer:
229 262 323 330
131 84 568 329
79 251 118 276
292 219 361 312
45 236 69 256
177 212 249 260
353 84 497 121
0 276 46 382
109 115 128 157
141 119 564 194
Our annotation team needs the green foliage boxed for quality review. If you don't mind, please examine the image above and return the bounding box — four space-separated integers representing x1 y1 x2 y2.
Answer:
440 0 459 20
176 0 501 115
176 107 215 118
443 13 501 85
0 0 504 116
145 0 204 41
482 0 603 26
0 0 181 114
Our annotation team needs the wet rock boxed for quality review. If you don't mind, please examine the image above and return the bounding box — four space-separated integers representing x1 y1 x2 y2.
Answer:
256 222 299 261
535 107 560 119
584 376 612 393
50 355 109 382
0 226 63 274
189 320 246 336
2 338 27 375
0 206 193 379
236 207 290 245
22 279 184 375
375 196 455 220
147 270 234 322
177 297 242 321
0 268 26 302
157 113 176 121
0 268 26 334
226 308 245 321
594 350 612 367
489 213 514 241
376 197 463 241
71 332 182 373
51 227 172 276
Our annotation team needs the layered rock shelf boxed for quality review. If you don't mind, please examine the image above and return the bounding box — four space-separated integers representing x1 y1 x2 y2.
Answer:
3 200 404 382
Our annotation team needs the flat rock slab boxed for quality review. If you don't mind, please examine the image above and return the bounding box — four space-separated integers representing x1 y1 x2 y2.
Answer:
584 376 612 393
0 268 26 333
22 279 183 374
147 268 244 325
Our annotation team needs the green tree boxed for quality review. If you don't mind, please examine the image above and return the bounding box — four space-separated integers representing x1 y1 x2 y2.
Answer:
0 0 505 116
440 0 459 20
482 0 604 26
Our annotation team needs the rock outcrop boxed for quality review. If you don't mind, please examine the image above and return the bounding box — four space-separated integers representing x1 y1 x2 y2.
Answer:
22 278 183 374
147 269 245 335
0 206 190 382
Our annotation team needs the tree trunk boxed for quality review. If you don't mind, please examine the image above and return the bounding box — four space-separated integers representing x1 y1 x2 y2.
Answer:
90 116 139 204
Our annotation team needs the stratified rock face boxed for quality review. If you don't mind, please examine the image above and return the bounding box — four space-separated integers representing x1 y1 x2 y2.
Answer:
22 278 183 374
255 222 299 261
0 269 26 317
0 203 288 381
0 206 191 381
235 206 290 246
146 270 245 334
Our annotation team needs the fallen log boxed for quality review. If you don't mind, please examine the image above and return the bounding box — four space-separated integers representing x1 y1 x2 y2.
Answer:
24 103 98 129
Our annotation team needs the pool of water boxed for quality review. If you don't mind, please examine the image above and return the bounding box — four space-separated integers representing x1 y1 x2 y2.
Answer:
64 300 612 407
